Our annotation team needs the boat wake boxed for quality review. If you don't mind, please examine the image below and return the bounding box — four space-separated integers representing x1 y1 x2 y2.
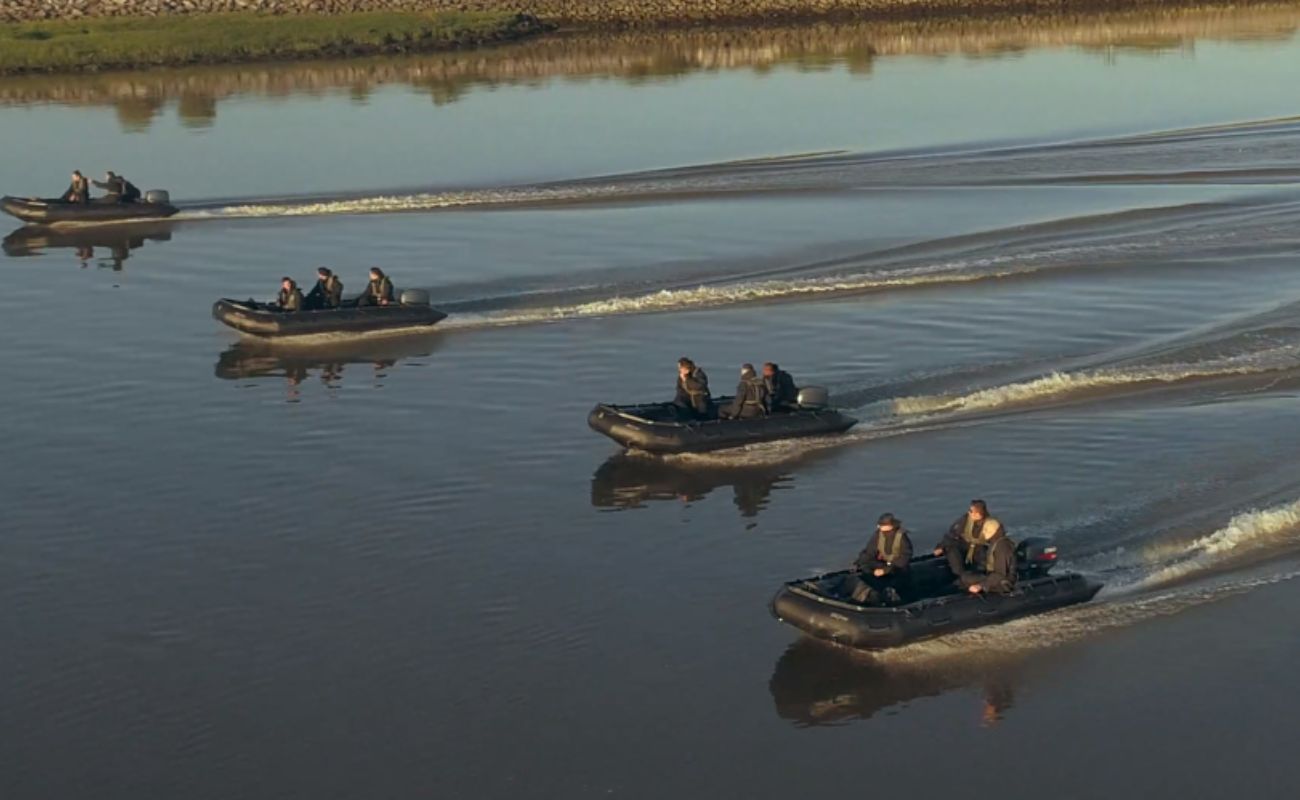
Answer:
174 116 1300 222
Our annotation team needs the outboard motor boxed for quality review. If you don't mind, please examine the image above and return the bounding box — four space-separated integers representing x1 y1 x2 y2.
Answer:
400 288 430 306
144 189 170 205
796 386 830 410
1015 536 1059 578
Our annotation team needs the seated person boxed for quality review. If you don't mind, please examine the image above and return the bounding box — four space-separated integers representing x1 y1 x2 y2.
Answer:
61 170 90 204
843 512 913 605
959 519 1017 595
305 267 344 310
357 267 394 307
933 499 1002 578
93 171 140 203
673 357 712 420
272 277 303 312
762 362 799 411
719 363 769 420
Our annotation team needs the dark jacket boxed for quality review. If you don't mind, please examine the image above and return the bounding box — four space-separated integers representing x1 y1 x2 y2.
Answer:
306 275 344 309
360 275 394 306
723 375 769 420
960 529 1017 594
854 528 913 575
673 368 712 417
276 285 304 312
765 370 799 410
121 179 141 202
94 175 125 199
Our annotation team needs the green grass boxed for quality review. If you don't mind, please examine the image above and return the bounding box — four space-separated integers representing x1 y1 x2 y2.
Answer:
0 11 544 74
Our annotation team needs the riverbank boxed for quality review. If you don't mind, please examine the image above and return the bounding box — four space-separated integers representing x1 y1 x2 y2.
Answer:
2 0 1297 75
0 11 548 75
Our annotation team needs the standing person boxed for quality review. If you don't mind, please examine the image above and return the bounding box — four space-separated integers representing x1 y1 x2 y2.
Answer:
357 267 394 307
273 277 303 312
673 357 712 420
845 512 914 605
305 267 344 310
61 170 90 204
720 363 769 420
762 362 799 411
934 499 1005 582
961 519 1017 595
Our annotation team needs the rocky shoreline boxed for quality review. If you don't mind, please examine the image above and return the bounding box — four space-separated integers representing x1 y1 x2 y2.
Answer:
2 0 1291 26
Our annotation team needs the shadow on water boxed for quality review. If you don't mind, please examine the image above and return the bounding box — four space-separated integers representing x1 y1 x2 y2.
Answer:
214 334 444 400
591 453 794 519
768 638 1024 727
0 4 1296 131
2 221 175 270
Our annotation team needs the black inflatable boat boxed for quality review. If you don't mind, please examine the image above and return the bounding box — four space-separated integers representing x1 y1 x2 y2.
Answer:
588 387 857 454
770 538 1102 650
2 195 179 225
212 293 447 338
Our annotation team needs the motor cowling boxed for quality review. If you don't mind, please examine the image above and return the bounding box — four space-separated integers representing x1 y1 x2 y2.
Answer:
796 386 830 409
400 288 430 306
144 189 170 204
1015 536 1059 577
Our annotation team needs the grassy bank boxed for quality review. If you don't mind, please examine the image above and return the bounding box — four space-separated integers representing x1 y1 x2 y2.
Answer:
0 11 549 75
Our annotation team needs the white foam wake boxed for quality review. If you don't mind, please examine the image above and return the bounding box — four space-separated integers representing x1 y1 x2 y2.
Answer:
440 266 1027 329
892 345 1300 416
1139 499 1300 589
180 184 636 219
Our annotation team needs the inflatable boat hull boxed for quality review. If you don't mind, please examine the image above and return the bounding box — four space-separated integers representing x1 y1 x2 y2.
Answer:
212 299 447 338
771 556 1102 650
2 196 179 224
588 401 857 454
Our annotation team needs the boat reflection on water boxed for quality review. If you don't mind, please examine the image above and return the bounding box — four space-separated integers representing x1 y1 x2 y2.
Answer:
591 453 793 519
2 221 175 269
768 638 1022 728
214 334 443 401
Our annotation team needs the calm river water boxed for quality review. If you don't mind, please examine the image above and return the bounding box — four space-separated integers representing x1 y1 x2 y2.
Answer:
3 6 1300 798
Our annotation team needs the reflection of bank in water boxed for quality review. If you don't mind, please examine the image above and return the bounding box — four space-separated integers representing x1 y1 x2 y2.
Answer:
214 334 443 394
2 221 175 269
2 4 1296 129
769 638 1022 727
590 453 793 518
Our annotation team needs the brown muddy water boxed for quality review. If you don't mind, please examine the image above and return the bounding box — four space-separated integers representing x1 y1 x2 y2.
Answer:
3 6 1300 798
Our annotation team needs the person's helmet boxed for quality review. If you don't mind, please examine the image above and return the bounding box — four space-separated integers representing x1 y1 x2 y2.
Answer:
877 512 900 528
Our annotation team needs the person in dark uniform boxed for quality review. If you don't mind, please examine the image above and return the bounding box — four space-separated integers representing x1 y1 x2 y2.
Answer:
961 519 1017 595
933 499 1003 580
720 363 769 420
305 267 344 310
673 357 712 420
357 267 394 307
93 171 141 203
272 276 303 312
843 512 914 605
762 362 799 411
61 171 90 204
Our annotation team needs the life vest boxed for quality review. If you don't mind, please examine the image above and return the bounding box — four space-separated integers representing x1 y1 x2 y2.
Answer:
741 375 767 411
324 275 342 305
367 276 392 301
986 535 1008 574
964 516 1002 565
278 285 301 310
876 529 906 563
